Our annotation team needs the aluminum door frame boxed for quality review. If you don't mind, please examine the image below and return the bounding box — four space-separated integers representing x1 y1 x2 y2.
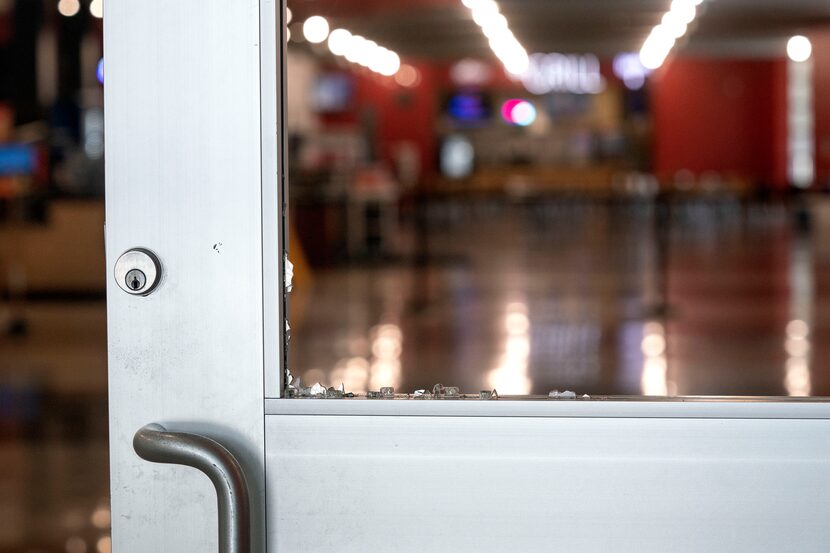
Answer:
105 1 282 551
265 400 830 553
106 2 830 553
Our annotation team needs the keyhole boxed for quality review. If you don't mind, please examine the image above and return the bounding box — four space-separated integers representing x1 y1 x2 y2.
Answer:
125 269 146 292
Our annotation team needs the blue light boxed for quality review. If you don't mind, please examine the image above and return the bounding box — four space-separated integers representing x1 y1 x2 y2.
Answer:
447 92 490 125
96 58 104 85
0 146 35 176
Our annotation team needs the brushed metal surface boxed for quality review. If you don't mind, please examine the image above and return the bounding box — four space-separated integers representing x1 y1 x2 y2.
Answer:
262 0 286 398
267 414 830 552
265 396 830 419
105 1 272 551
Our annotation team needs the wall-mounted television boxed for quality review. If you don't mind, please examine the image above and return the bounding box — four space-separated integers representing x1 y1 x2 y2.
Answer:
0 145 35 176
445 90 492 126
312 73 354 113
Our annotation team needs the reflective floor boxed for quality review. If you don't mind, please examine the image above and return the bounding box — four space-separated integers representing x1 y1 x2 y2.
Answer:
0 302 109 553
290 197 830 397
5 197 830 550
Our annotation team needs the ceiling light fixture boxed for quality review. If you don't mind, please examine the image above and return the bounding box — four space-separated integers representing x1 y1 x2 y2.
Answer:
639 0 705 71
326 26 401 77
303 15 330 44
787 35 812 63
89 0 102 18
57 0 80 17
461 0 529 76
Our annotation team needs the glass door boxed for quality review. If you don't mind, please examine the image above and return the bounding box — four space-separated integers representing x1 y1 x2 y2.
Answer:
106 1 830 552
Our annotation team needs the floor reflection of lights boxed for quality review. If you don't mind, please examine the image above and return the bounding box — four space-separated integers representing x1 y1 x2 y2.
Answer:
641 321 674 397
326 323 404 392
785 231 813 397
487 302 532 395
369 324 403 391
785 319 811 396
290 201 830 397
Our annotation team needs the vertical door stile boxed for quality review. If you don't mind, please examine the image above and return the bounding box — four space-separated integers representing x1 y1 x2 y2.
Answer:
105 2 273 551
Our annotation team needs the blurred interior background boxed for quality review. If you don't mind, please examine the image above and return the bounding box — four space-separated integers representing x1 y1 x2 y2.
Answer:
3 0 830 550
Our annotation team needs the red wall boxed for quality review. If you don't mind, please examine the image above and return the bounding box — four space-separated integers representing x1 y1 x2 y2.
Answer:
321 61 439 182
325 56 793 188
651 57 788 187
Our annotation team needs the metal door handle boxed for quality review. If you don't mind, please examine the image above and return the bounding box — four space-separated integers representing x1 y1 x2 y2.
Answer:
133 424 251 553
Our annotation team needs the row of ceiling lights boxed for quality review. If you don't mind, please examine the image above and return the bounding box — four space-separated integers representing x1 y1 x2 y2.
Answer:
296 13 402 77
460 0 812 93
59 2 816 72
294 3 527 82
58 0 101 18
461 0 528 76
639 0 703 70
293 2 813 94
640 0 813 70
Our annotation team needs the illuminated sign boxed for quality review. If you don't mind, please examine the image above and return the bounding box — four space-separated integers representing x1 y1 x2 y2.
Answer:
521 53 605 95
450 58 493 87
501 99 537 127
